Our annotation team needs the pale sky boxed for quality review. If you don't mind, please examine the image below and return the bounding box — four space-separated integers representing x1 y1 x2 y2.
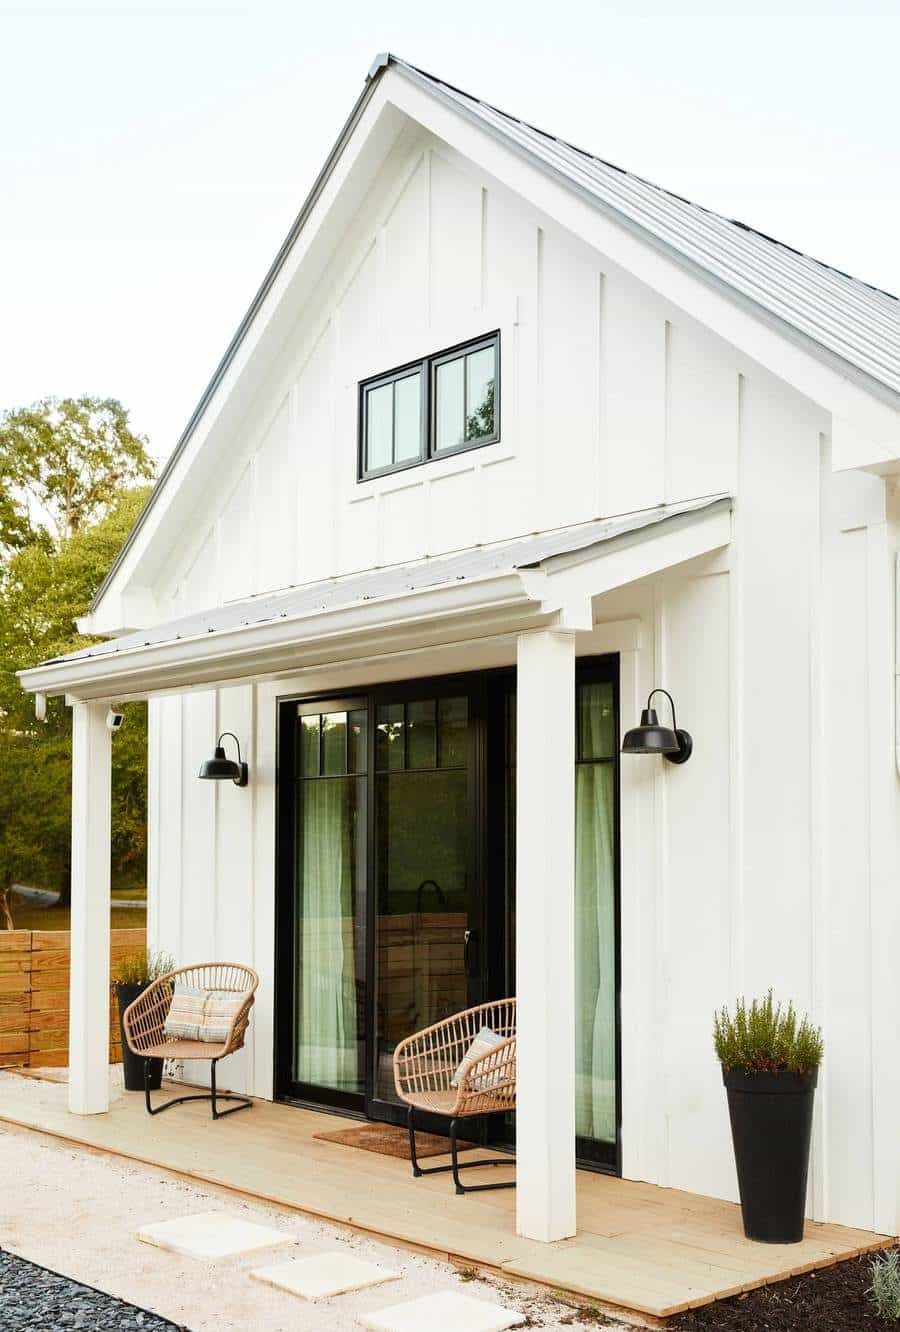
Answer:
2 0 897 465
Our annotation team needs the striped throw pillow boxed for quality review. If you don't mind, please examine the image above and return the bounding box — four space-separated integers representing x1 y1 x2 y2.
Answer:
163 983 246 1045
450 1025 505 1090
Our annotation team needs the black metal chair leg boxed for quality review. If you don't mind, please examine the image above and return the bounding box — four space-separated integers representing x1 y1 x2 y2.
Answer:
403 1108 516 1193
141 1056 252 1119
450 1117 464 1195
408 1104 423 1177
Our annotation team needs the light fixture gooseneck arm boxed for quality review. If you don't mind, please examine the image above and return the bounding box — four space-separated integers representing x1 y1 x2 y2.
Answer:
646 688 678 732
217 731 243 765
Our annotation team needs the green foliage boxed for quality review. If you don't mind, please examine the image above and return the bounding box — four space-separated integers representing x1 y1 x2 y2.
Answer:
0 395 153 548
465 377 495 441
869 1249 900 1321
0 396 155 917
713 990 823 1074
117 949 175 986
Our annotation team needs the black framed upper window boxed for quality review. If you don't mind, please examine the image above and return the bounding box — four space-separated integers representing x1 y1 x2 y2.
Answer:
359 332 499 481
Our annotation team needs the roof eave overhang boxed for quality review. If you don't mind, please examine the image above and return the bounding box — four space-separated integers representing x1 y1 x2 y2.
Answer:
19 498 733 704
20 572 547 702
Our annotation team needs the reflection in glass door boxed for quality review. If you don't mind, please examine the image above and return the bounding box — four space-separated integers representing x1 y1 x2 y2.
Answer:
372 692 473 1108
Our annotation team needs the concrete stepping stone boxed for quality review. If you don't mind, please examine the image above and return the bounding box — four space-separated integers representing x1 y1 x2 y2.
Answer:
136 1211 295 1261
359 1289 520 1332
252 1252 400 1299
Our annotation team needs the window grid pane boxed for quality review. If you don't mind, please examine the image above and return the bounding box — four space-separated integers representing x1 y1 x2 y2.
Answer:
366 383 393 472
393 372 421 462
465 346 495 441
435 356 465 453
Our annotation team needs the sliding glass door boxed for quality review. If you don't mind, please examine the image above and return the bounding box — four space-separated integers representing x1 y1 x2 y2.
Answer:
276 661 619 1170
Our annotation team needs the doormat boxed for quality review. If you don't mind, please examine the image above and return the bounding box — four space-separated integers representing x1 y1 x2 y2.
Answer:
313 1123 477 1161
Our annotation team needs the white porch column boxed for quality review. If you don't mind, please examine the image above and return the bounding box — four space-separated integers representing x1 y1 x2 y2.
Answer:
69 700 112 1115
515 628 577 1242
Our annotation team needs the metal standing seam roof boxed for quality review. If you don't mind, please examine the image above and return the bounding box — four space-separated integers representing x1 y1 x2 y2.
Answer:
391 56 900 400
46 497 729 668
90 51 899 614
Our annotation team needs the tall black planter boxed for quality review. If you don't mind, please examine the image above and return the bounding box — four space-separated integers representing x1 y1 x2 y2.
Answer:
116 982 162 1093
724 1068 817 1243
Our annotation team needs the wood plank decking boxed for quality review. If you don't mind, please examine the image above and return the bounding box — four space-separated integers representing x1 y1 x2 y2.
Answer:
0 1069 890 1323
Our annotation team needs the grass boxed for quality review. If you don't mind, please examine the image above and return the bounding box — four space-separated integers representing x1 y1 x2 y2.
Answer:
4 904 146 932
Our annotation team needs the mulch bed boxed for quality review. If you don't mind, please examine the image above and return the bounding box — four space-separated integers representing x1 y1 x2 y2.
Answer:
670 1249 897 1331
0 1249 189 1331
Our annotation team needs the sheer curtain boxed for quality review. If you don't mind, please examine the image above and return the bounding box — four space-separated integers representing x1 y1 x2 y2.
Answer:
575 684 616 1143
296 779 358 1088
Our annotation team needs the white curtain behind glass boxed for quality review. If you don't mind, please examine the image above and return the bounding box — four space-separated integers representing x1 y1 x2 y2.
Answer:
575 684 616 1143
297 779 358 1088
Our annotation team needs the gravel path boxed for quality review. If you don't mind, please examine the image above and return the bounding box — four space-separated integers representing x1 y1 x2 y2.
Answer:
0 1115 631 1331
0 1249 186 1331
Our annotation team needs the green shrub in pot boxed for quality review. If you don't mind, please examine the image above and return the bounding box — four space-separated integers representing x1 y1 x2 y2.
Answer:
114 949 174 1092
714 991 823 1245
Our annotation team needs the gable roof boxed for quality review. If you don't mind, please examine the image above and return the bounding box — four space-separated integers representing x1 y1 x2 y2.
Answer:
91 51 899 615
396 55 899 399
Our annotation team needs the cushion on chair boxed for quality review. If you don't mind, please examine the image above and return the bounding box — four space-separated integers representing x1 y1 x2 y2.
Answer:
450 1025 505 1090
163 982 247 1045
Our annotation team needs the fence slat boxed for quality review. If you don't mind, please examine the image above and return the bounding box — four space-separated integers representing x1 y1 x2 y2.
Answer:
0 927 144 1070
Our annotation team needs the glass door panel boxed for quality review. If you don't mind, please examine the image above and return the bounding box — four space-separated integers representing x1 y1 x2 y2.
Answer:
500 665 619 1170
373 694 472 1105
574 678 618 1159
291 700 367 1101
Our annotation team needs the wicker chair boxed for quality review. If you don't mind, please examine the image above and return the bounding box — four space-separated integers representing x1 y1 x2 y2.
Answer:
123 963 259 1119
393 998 516 1194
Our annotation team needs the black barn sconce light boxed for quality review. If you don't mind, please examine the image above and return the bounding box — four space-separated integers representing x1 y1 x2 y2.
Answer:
622 689 692 765
198 732 249 786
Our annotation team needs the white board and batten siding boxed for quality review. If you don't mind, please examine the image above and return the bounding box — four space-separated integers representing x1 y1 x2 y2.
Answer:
147 125 900 1235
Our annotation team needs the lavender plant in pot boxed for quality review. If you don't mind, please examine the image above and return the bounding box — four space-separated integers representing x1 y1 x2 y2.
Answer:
714 991 823 1244
114 950 174 1092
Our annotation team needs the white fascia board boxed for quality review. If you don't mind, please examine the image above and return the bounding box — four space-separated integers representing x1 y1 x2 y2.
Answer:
832 414 900 475
92 82 405 619
18 570 545 701
386 71 900 448
535 501 733 618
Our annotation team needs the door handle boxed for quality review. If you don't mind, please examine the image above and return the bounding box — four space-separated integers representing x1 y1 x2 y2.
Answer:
464 928 479 978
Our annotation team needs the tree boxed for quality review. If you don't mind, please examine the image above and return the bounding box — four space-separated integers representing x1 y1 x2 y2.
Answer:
0 485 154 921
0 395 153 550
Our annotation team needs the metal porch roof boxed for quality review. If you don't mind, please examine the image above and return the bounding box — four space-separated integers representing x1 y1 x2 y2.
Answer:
45 497 727 670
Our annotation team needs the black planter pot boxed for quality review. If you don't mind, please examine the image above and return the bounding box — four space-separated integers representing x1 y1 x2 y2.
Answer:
116 982 162 1092
723 1067 817 1243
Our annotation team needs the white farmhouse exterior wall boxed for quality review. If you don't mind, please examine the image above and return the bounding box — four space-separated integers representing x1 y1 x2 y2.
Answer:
141 125 900 1235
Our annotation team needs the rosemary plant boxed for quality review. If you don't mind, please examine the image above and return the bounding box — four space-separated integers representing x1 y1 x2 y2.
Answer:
713 990 823 1075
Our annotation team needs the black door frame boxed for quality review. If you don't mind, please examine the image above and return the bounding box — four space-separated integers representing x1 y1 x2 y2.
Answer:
273 658 622 1174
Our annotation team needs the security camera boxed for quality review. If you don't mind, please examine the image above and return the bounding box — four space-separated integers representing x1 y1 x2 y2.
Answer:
106 708 125 732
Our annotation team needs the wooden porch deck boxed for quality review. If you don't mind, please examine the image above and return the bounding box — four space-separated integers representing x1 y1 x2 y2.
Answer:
0 1070 890 1324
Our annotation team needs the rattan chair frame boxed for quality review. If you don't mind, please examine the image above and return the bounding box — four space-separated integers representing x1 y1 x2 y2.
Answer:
393 998 516 1194
122 963 259 1119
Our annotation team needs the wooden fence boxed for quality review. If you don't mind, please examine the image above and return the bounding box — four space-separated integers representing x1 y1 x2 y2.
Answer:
0 927 146 1069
